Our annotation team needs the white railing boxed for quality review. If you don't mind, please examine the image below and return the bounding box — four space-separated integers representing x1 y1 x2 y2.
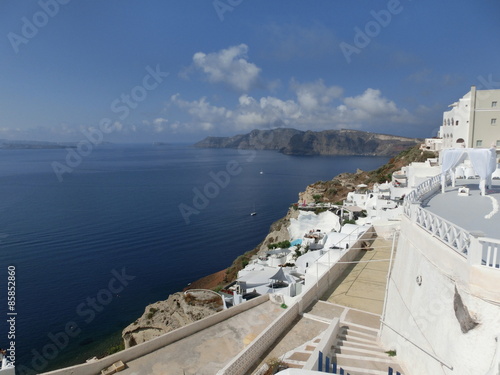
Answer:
403 172 500 269
480 238 500 268
403 174 444 215
414 206 469 256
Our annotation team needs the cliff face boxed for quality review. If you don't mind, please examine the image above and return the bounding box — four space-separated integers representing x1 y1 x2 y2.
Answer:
122 291 223 348
194 128 303 150
194 128 421 157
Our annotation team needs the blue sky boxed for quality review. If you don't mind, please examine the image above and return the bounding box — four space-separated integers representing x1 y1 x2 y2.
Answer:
1 0 499 143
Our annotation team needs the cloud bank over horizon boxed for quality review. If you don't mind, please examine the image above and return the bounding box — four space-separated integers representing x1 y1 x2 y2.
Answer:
0 44 434 143
2 1 498 143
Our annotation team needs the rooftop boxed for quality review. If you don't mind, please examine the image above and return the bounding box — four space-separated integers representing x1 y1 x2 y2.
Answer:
424 180 500 239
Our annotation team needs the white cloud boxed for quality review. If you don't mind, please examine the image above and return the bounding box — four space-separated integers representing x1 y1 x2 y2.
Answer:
169 83 416 135
191 44 261 92
291 79 343 111
152 118 168 133
342 89 413 123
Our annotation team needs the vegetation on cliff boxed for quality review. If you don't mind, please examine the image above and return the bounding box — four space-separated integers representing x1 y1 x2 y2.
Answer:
120 144 436 351
217 145 437 289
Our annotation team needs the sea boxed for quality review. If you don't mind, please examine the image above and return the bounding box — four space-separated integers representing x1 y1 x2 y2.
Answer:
0 144 388 373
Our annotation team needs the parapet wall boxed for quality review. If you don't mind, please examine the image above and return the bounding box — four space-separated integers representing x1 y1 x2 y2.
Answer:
42 294 269 375
218 226 376 375
379 216 500 375
43 226 377 375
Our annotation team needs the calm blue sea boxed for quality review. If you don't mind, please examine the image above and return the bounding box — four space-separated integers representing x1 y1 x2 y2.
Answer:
0 144 388 372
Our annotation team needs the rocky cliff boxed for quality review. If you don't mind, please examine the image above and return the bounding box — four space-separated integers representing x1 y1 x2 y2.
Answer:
120 145 436 351
122 290 224 348
194 128 421 157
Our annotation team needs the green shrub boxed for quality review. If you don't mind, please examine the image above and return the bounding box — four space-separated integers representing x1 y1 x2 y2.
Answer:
268 240 291 249
108 342 125 355
312 194 323 203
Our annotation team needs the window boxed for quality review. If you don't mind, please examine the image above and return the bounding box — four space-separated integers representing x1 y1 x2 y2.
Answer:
456 120 459 125
476 140 483 147
492 118 497 125
497 140 500 147
493 101 498 108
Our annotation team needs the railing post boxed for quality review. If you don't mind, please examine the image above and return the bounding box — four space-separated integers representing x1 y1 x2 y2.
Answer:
409 202 420 223
468 233 484 266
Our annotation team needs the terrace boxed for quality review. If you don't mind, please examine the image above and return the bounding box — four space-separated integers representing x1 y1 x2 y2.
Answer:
404 174 500 269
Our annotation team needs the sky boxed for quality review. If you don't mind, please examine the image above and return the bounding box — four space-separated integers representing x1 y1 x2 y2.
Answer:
1 0 499 143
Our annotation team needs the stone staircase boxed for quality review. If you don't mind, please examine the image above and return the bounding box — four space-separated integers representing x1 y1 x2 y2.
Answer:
331 321 405 375
280 334 323 369
254 302 406 375
273 307 406 375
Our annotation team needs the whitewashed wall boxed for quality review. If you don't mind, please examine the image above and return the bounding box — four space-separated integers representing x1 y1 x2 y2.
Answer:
379 217 500 374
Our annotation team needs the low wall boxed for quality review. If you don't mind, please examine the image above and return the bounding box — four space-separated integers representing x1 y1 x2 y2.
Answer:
42 294 269 375
217 302 300 375
299 227 376 314
45 227 377 375
303 317 340 371
218 226 376 375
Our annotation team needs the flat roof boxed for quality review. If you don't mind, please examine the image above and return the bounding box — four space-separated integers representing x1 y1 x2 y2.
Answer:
424 180 500 239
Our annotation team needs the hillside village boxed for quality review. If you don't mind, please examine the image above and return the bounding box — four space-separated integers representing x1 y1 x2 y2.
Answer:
3 85 500 375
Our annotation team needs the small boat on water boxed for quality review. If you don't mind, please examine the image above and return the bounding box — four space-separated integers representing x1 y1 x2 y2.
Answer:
250 212 257 216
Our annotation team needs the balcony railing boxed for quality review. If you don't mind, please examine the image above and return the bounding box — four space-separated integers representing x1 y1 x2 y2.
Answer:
414 205 469 256
480 238 500 268
403 173 498 269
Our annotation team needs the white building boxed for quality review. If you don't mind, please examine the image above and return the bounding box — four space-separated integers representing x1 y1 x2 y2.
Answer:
439 85 500 150
380 166 500 374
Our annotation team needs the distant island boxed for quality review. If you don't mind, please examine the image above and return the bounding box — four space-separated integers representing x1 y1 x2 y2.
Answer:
0 139 75 150
194 128 422 157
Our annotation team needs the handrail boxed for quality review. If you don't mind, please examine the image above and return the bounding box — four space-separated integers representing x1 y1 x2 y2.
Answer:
479 237 500 268
380 320 453 370
402 173 492 264
414 206 470 256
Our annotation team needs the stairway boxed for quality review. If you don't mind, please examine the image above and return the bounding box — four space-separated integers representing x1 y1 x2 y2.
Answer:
280 335 323 369
331 321 404 375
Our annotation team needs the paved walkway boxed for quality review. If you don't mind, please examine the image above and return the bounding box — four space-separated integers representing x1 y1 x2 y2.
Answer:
249 235 398 374
119 301 283 375
321 236 394 315
117 234 396 375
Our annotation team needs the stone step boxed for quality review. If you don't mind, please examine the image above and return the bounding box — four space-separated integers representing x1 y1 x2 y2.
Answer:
339 328 379 341
283 359 306 369
335 338 382 352
326 363 394 375
303 312 334 325
339 324 379 338
340 320 380 336
334 353 404 374
337 332 379 346
287 351 312 362
335 345 393 359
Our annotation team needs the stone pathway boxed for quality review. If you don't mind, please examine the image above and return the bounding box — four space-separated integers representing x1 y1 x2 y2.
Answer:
118 300 283 375
250 233 405 374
